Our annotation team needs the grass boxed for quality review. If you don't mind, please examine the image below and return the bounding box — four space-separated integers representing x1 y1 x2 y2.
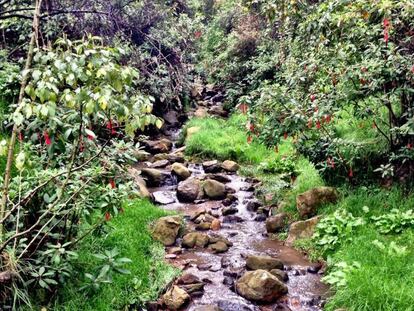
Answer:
315 187 414 311
52 199 179 311
184 114 324 216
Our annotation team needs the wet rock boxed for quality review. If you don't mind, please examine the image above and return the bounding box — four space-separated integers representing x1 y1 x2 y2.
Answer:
211 218 221 231
223 276 235 288
254 214 267 222
152 216 182 246
274 302 292 311
222 194 237 206
168 247 182 255
162 286 190 310
144 138 173 154
217 300 254 311
151 159 170 168
203 160 222 173
190 291 205 298
266 213 288 233
141 168 171 187
221 160 240 172
198 263 212 271
193 305 221 311
190 208 206 221
180 282 205 294
235 270 288 303
222 215 244 223
246 199 262 212
222 206 238 216
307 263 322 274
152 191 176 205
203 179 227 200
165 254 177 259
223 268 243 278
196 222 212 231
177 178 201 202
270 269 289 282
209 105 229 117
207 173 231 183
168 152 185 163
186 126 201 140
286 216 321 246
182 232 209 248
246 255 284 271
241 185 255 192
296 187 339 219
163 110 180 128
208 241 229 253
209 234 233 246
171 162 191 180
133 150 151 161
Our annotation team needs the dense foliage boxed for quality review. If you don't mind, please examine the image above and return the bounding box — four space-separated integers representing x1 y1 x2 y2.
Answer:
197 0 414 183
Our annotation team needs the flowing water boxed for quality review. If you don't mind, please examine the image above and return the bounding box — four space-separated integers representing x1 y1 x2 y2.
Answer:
147 162 328 311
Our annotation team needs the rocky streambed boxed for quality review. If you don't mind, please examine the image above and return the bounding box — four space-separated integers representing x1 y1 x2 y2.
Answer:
130 134 329 311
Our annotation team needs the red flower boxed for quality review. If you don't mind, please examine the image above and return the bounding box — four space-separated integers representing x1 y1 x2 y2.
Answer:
44 131 51 146
383 18 390 28
384 30 389 44
79 141 84 152
316 120 321 129
284 132 288 140
194 31 202 39
249 123 255 132
18 131 23 142
310 94 316 102
314 106 319 113
349 168 354 178
239 103 248 114
325 115 331 124
247 135 253 144
383 18 391 45
105 212 111 221
109 179 116 189
407 143 413 150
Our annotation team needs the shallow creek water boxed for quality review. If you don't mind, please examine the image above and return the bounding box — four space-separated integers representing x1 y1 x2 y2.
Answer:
147 161 328 311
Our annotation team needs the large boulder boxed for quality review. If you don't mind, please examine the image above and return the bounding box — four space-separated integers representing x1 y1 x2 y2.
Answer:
152 216 182 246
152 191 176 205
266 213 288 233
171 163 191 180
246 255 284 271
177 178 201 202
182 232 210 248
296 187 339 218
286 216 321 246
236 270 288 303
203 179 227 200
162 286 190 310
222 160 240 172
144 138 173 154
141 168 170 187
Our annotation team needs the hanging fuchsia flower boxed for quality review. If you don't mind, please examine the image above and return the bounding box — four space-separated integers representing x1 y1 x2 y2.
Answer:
383 18 391 45
407 143 413 150
109 179 116 189
349 168 354 178
247 135 253 144
105 212 111 221
310 94 316 102
249 123 255 132
325 115 332 124
44 131 51 145
284 132 288 140
316 120 321 129
239 103 248 115
194 31 202 39
18 132 23 142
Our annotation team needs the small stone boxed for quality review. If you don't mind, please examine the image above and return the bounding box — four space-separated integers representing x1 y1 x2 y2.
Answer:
152 191 176 205
182 232 209 248
162 286 190 310
222 206 238 216
246 255 284 271
211 218 221 231
222 215 244 223
254 214 267 222
196 222 212 231
165 254 177 259
222 160 240 172
171 162 191 180
270 269 289 282
168 247 182 255
151 159 170 168
246 199 262 212
307 263 322 274
266 213 288 233
208 241 229 253
202 160 221 173
223 276 235 287
197 263 212 271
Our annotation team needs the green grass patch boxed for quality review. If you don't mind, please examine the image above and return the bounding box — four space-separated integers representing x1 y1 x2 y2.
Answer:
313 188 414 311
184 114 324 217
53 199 179 311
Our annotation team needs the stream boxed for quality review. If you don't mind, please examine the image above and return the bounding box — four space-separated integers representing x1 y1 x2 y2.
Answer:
139 125 328 311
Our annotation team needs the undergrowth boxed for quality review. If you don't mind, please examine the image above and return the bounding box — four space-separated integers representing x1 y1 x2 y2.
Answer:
52 199 179 311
